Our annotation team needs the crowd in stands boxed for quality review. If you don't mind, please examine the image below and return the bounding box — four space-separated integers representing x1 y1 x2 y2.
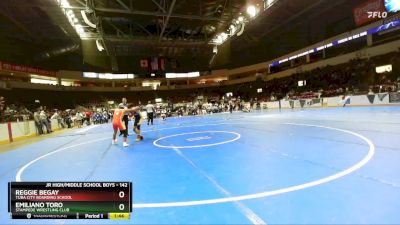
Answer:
1 51 400 127
0 99 113 135
32 107 113 135
262 51 400 101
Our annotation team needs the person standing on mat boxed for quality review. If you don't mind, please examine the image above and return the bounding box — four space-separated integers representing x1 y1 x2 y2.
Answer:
146 101 155 126
118 98 129 136
112 105 139 147
133 109 144 142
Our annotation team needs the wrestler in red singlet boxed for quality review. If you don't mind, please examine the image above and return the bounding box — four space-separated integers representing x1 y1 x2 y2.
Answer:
112 106 139 147
113 109 126 131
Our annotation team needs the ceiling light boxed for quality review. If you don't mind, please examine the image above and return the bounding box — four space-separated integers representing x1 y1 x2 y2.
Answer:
81 10 97 28
60 0 70 8
229 25 237 35
385 0 400 12
247 5 257 18
55 0 93 38
221 32 228 39
96 39 105 51
213 46 218 54
75 25 84 34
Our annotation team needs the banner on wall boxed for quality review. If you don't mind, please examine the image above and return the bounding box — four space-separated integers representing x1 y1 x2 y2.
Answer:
377 93 388 101
389 92 400 103
339 96 351 106
140 57 167 72
353 0 386 26
140 59 148 68
289 100 294 108
0 61 56 77
150 57 158 71
299 100 306 108
367 94 376 104
308 99 322 106
0 81 6 89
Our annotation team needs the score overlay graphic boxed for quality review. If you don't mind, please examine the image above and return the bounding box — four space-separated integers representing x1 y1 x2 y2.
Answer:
8 182 132 220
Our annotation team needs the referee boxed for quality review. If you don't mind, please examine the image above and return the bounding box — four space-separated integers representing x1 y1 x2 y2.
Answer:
146 101 155 126
118 97 129 136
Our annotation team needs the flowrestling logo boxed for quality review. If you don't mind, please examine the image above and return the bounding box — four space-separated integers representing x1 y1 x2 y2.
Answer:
354 0 386 26
367 0 400 20
367 11 388 18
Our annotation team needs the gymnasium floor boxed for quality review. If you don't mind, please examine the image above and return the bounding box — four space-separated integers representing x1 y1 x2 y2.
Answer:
1 106 400 224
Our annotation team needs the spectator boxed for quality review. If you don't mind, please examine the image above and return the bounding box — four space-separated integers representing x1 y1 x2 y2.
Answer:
33 110 43 135
0 96 4 111
0 96 4 122
51 110 65 129
84 111 92 126
75 111 83 128
146 101 155 126
368 89 374 95
397 77 400 92
103 110 110 123
40 109 52 133
64 111 72 128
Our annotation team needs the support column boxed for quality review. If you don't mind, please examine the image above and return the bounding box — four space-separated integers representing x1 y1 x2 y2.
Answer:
367 34 373 47
7 122 13 143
